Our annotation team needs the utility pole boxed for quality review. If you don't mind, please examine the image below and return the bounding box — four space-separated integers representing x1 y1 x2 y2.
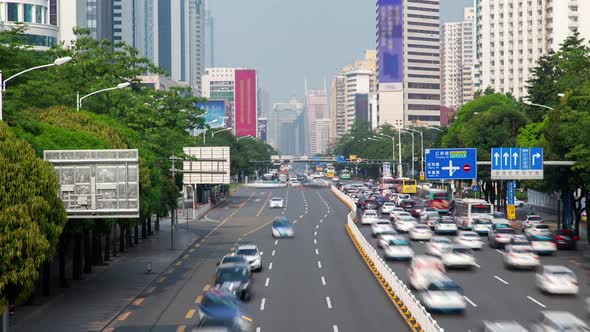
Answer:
169 155 181 250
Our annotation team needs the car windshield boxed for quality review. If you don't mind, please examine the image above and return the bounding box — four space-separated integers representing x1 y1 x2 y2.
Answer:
452 248 471 254
221 256 246 264
216 266 248 282
531 235 553 241
433 237 451 243
497 228 515 234
236 249 257 256
549 270 575 277
376 220 390 225
474 219 492 225
533 224 550 229
273 220 292 228
390 238 409 246
428 280 462 292
511 246 532 253
415 225 429 229
201 292 238 309
383 203 394 206
400 217 415 222
493 212 506 218
528 216 542 221
440 220 455 224
461 232 478 237
271 198 282 201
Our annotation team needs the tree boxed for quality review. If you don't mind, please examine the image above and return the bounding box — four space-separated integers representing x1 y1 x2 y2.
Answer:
0 122 67 310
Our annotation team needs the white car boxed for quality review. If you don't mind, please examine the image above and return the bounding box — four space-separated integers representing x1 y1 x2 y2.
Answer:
454 231 484 250
395 194 410 206
441 246 477 269
514 199 526 207
395 216 417 233
525 224 551 237
409 224 433 241
392 211 412 222
426 237 452 257
269 197 284 208
420 279 466 314
434 219 458 235
408 256 446 290
522 215 544 229
371 219 393 237
504 245 540 270
472 218 493 235
532 311 589 332
529 235 557 255
332 177 340 181
536 265 579 295
377 234 399 249
289 179 300 187
381 202 397 215
235 244 262 272
361 210 379 225
382 236 414 261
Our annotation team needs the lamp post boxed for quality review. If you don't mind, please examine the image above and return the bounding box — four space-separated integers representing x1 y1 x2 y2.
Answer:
523 100 556 111
0 56 72 121
77 82 131 111
378 133 399 176
212 127 233 138
400 129 415 178
237 135 255 141
406 128 424 178
202 119 219 144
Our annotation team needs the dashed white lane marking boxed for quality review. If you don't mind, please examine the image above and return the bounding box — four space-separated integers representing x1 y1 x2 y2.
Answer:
315 248 319 255
256 328 261 332
324 214 328 218
317 261 322 269
316 225 319 229
495 249 505 255
268 262 273 270
326 296 332 309
314 231 317 236
527 296 546 308
260 251 263 256
494 275 509 285
314 239 317 244
260 298 266 310
271 250 275 256
265 278 270 287
464 296 478 307
281 211 285 215
320 219 323 223
333 325 339 332
474 263 481 268
274 240 278 245
321 276 326 286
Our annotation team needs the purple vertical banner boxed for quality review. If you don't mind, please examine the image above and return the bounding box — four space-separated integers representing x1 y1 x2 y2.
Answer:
378 0 403 85
258 118 267 142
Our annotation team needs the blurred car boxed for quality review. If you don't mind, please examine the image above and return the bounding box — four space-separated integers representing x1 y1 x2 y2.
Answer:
391 211 413 222
551 229 578 250
371 219 394 237
197 289 254 331
423 213 442 230
372 196 386 207
528 235 557 255
514 199 526 207
409 224 433 241
434 218 458 235
481 321 528 332
382 235 414 261
472 217 493 235
488 224 516 249
425 236 453 257
400 200 416 212
331 177 340 182
395 194 411 206
395 216 418 233
441 245 477 269
377 234 400 249
361 210 379 225
504 245 540 270
525 224 552 237
271 217 294 238
509 234 531 246
535 265 579 295
381 202 396 214
364 199 379 211
235 245 262 272
530 311 588 332
521 214 544 229
420 210 440 222
269 197 284 208
389 208 407 219
408 256 446 290
411 205 424 218
218 255 249 270
454 231 484 250
214 263 253 301
420 278 466 314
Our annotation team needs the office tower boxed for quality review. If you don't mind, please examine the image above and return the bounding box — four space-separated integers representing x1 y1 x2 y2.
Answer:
474 0 590 98
0 0 57 48
305 80 330 155
57 0 113 44
377 0 441 127
330 75 346 142
270 97 306 155
204 0 214 67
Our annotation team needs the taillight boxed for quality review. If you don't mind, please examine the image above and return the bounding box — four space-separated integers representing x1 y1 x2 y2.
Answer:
539 220 544 223
496 234 502 238
572 236 579 241
555 235 564 241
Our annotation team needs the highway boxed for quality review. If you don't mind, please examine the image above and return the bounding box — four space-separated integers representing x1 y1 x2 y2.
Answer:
356 202 590 331
104 186 409 332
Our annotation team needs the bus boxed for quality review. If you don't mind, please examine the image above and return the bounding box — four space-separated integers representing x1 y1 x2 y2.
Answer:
424 188 451 213
380 176 395 190
453 199 494 230
391 178 417 194
341 169 351 180
326 165 335 178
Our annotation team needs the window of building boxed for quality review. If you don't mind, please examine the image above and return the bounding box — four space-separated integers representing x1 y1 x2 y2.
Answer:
7 3 18 22
35 6 43 23
408 58 440 64
408 104 440 111
408 115 440 122
408 82 440 89
408 6 438 13
114 13 121 17
24 4 33 22
408 66 439 72
408 74 440 79
408 93 440 100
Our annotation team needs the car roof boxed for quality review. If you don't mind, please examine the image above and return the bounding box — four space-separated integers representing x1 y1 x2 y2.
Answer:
432 236 451 242
540 311 588 328
365 209 378 213
482 321 528 332
376 219 391 223
271 197 283 200
527 214 542 218
543 265 574 273
459 231 478 235
237 244 258 250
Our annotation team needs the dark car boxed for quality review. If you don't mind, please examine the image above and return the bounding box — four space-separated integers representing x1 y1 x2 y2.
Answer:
488 224 516 249
411 205 425 218
356 199 367 210
364 199 379 210
551 229 578 250
372 196 386 207
197 289 254 331
400 200 416 212
214 264 253 301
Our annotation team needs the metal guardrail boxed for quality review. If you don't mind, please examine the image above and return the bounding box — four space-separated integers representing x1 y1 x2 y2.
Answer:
331 186 444 332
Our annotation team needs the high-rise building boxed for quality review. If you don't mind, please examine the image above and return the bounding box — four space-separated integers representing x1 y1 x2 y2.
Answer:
204 0 214 67
377 0 441 127
57 0 114 44
305 81 330 155
330 75 346 142
270 97 306 155
202 67 235 101
345 69 371 131
0 0 58 49
474 0 590 98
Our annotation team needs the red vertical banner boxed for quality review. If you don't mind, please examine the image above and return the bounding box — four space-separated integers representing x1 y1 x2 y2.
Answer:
234 69 257 136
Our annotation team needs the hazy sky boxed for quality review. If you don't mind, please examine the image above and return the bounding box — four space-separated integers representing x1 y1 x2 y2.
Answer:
208 0 473 104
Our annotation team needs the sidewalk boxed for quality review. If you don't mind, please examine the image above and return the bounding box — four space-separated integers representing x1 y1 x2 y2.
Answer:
10 202 216 332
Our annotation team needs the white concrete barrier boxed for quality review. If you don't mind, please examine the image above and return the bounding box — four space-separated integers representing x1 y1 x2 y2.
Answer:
243 182 288 188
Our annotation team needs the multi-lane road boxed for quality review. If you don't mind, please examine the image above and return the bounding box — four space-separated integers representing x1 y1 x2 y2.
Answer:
105 186 408 332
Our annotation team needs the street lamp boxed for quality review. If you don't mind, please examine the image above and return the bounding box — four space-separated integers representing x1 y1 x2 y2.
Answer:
237 135 255 141
202 119 219 144
406 128 424 178
400 129 415 178
77 82 131 111
212 127 233 137
523 100 555 111
378 132 400 177
0 56 73 121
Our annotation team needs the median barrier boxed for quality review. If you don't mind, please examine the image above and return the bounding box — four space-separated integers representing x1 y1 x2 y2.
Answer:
243 182 288 189
331 185 444 332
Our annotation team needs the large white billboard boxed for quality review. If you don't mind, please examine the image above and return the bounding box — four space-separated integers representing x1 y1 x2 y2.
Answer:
183 147 231 184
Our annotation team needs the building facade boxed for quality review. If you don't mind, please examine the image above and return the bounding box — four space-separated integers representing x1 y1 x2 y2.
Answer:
474 0 590 98
377 0 441 128
270 97 306 156
345 69 371 131
0 0 58 48
330 75 346 142
305 85 330 155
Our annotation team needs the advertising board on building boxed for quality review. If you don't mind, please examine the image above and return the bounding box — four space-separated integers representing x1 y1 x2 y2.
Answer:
378 0 403 91
258 118 267 142
196 100 226 131
234 69 257 137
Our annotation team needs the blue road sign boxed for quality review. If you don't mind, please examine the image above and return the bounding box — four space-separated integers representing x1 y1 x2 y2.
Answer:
337 155 345 163
507 181 515 205
472 185 480 192
425 148 477 180
491 147 544 180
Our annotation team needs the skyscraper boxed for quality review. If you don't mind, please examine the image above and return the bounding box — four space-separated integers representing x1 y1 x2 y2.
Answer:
305 80 330 155
330 75 346 142
377 0 441 127
270 97 306 155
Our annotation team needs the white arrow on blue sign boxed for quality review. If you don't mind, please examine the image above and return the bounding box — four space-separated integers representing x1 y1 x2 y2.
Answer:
491 147 543 180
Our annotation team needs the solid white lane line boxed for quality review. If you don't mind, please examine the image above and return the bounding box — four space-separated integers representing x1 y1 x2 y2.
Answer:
265 278 270 287
260 251 263 256
260 298 266 311
271 250 275 256
321 276 326 286
315 248 319 255
256 328 261 332
314 231 317 236
463 296 478 307
274 240 278 245
314 239 317 244
527 296 546 308
326 296 332 309
474 263 481 268
333 325 339 332
494 275 509 285
495 249 505 255
268 262 273 270
317 261 322 269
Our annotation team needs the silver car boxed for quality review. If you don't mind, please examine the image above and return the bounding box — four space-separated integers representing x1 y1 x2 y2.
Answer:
531 311 589 331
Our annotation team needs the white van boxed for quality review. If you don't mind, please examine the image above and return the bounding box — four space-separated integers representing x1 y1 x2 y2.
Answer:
289 178 300 187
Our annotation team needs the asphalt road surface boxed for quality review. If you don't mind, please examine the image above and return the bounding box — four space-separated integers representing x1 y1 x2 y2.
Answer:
104 186 409 332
